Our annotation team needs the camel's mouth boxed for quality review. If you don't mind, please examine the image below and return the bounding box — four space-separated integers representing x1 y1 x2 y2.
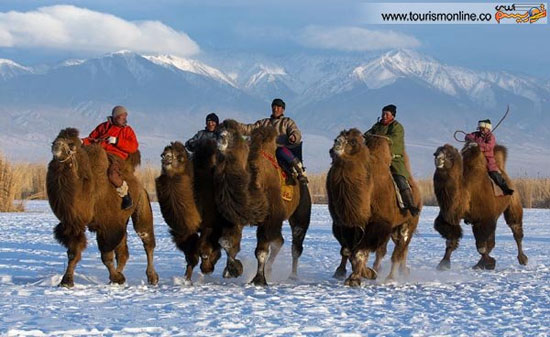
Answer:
52 141 74 162
434 152 445 169
161 152 175 169
217 130 229 152
332 136 346 157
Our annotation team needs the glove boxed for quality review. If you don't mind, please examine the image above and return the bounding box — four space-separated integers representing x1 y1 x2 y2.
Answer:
289 134 296 144
108 136 117 144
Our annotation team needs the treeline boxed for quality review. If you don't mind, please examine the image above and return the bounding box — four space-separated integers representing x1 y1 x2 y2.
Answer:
1 156 549 211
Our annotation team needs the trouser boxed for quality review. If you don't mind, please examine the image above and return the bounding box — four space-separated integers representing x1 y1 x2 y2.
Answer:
393 174 417 212
107 154 124 188
275 146 296 167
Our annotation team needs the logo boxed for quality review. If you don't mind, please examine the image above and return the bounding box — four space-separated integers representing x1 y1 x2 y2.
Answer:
495 3 547 23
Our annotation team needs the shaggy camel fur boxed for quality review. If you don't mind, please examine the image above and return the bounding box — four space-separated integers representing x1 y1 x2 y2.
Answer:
433 143 527 270
327 129 422 286
245 125 311 286
155 141 203 282
47 128 158 287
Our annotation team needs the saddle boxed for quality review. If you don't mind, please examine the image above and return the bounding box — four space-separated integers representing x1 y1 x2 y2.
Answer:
488 175 505 197
261 150 294 202
391 177 406 210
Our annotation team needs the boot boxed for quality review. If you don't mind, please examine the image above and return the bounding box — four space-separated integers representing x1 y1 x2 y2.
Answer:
489 171 514 195
121 193 133 210
290 158 308 184
400 187 420 216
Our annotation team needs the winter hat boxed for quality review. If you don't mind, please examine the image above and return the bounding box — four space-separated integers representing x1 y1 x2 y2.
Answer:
112 105 128 117
382 104 397 117
206 113 219 125
271 98 286 109
478 119 492 130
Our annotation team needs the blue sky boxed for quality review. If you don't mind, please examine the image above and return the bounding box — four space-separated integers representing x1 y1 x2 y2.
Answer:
0 0 548 78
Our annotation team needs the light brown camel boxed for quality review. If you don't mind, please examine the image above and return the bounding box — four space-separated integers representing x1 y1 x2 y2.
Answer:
327 129 422 286
245 125 312 286
47 128 158 287
155 141 203 282
433 143 527 270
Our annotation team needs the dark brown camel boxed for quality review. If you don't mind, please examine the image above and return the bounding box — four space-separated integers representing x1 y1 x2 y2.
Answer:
327 129 422 286
47 128 158 287
245 125 312 286
433 143 527 270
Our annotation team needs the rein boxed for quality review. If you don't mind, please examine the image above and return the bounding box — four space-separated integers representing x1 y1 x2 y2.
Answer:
453 105 510 143
261 150 286 179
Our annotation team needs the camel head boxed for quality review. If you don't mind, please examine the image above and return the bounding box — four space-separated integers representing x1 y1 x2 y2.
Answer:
216 119 243 155
51 128 81 162
331 128 366 159
160 141 189 176
434 144 461 170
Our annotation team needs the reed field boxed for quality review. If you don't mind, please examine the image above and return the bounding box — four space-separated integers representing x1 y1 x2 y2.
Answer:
1 155 549 211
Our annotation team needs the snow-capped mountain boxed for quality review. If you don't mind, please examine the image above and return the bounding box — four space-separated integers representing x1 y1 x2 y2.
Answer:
0 49 548 175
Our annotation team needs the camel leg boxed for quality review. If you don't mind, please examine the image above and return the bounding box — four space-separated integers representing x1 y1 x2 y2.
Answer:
220 224 244 278
251 220 282 286
199 227 222 275
265 234 284 278
344 249 368 287
289 185 311 279
373 237 389 273
434 214 462 271
54 223 87 288
333 248 349 279
472 221 497 270
386 224 412 281
131 192 159 285
503 201 528 266
172 233 199 282
97 230 126 285
114 232 129 274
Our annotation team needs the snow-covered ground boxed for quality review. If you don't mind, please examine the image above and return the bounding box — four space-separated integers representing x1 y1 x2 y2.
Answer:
1 201 549 336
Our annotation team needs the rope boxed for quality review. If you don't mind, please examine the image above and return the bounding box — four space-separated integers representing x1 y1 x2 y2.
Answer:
453 130 467 143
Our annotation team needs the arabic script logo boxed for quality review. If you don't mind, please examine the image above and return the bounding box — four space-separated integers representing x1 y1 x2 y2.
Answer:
495 3 547 23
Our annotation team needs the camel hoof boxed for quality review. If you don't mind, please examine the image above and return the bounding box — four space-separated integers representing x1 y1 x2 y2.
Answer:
344 276 361 287
473 256 496 270
362 267 378 280
147 270 159 285
437 259 451 271
59 275 74 288
333 267 347 279
288 273 298 281
109 272 126 285
400 266 411 277
518 253 528 266
384 275 397 284
251 274 268 286
223 259 243 278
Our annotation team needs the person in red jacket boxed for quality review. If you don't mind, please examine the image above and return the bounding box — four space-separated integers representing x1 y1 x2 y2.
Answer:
82 105 138 209
465 119 514 195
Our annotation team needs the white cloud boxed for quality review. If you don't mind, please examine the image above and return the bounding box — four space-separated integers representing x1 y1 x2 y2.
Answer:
298 26 420 51
0 5 200 56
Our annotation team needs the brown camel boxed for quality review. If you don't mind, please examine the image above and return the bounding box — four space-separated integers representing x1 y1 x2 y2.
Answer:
47 128 158 287
155 141 203 282
245 125 312 286
433 143 527 270
327 129 422 286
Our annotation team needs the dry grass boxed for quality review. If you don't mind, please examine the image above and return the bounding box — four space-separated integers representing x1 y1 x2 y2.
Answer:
3 154 550 209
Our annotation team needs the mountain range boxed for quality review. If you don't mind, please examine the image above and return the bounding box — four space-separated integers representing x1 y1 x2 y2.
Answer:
1 49 548 176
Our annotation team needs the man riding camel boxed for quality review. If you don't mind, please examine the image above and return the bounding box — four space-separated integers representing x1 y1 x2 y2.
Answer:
82 105 138 210
465 119 514 195
239 98 308 184
364 104 419 216
185 113 220 152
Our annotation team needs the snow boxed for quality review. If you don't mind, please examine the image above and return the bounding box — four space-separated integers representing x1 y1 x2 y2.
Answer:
1 201 549 335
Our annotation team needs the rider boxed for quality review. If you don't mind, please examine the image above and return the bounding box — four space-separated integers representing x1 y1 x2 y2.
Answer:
465 119 514 195
239 98 308 184
82 105 138 210
364 104 419 216
185 113 220 152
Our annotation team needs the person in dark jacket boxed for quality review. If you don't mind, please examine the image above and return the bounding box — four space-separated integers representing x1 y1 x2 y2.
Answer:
185 113 220 152
465 119 514 195
239 98 308 184
364 104 419 216
82 105 137 210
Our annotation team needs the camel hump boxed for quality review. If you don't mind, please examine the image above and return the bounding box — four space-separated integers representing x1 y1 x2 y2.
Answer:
494 144 508 169
126 150 141 169
251 126 277 143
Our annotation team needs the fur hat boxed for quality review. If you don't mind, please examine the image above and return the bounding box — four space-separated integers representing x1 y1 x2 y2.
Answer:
382 104 397 116
206 113 219 124
112 105 128 117
478 119 492 130
271 98 286 109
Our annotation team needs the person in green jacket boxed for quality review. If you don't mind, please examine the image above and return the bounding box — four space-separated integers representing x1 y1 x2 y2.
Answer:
364 104 419 216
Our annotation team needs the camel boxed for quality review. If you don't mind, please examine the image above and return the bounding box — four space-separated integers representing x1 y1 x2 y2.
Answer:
155 141 203 282
47 128 158 287
245 125 312 286
213 121 311 286
326 129 422 286
433 143 527 270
